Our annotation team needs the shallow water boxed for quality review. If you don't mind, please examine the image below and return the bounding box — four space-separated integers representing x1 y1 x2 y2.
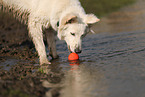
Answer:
47 31 145 97
50 0 145 96
53 31 145 97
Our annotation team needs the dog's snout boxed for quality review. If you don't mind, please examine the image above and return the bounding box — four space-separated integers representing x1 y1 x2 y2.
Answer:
75 48 82 54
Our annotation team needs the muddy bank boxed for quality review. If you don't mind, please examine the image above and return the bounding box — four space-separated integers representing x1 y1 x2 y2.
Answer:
0 62 64 97
0 11 36 59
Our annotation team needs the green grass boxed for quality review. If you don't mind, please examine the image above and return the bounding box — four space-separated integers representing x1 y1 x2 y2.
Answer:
80 0 136 17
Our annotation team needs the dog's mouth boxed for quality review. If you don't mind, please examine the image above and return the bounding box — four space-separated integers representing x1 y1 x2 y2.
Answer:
67 45 82 54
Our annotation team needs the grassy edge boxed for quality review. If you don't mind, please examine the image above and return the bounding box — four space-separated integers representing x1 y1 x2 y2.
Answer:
80 0 136 17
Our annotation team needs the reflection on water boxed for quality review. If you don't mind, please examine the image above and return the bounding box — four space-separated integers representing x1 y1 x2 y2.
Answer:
56 0 145 96
60 63 108 97
57 31 145 97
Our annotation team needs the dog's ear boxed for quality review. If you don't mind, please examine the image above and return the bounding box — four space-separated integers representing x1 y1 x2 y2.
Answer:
58 14 78 40
61 14 78 25
84 14 100 25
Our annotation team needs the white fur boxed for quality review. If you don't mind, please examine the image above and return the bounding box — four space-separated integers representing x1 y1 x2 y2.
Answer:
0 0 100 65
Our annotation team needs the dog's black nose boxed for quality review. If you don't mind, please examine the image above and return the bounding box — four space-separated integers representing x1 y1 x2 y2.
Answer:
75 48 82 54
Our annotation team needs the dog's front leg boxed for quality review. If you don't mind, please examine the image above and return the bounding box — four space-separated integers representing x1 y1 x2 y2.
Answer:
45 28 59 59
28 18 51 65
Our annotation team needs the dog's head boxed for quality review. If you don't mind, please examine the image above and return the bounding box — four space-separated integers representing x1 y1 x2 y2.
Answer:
57 13 100 53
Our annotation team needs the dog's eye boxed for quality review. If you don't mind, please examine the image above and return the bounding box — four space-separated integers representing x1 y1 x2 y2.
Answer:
70 32 75 36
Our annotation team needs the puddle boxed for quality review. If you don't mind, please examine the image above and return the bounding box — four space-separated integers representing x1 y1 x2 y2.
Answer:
55 31 145 97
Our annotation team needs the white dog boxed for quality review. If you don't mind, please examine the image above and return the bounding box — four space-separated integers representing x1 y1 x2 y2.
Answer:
0 0 100 65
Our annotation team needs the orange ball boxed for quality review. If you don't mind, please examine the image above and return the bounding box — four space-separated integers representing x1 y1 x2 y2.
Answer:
68 53 79 61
